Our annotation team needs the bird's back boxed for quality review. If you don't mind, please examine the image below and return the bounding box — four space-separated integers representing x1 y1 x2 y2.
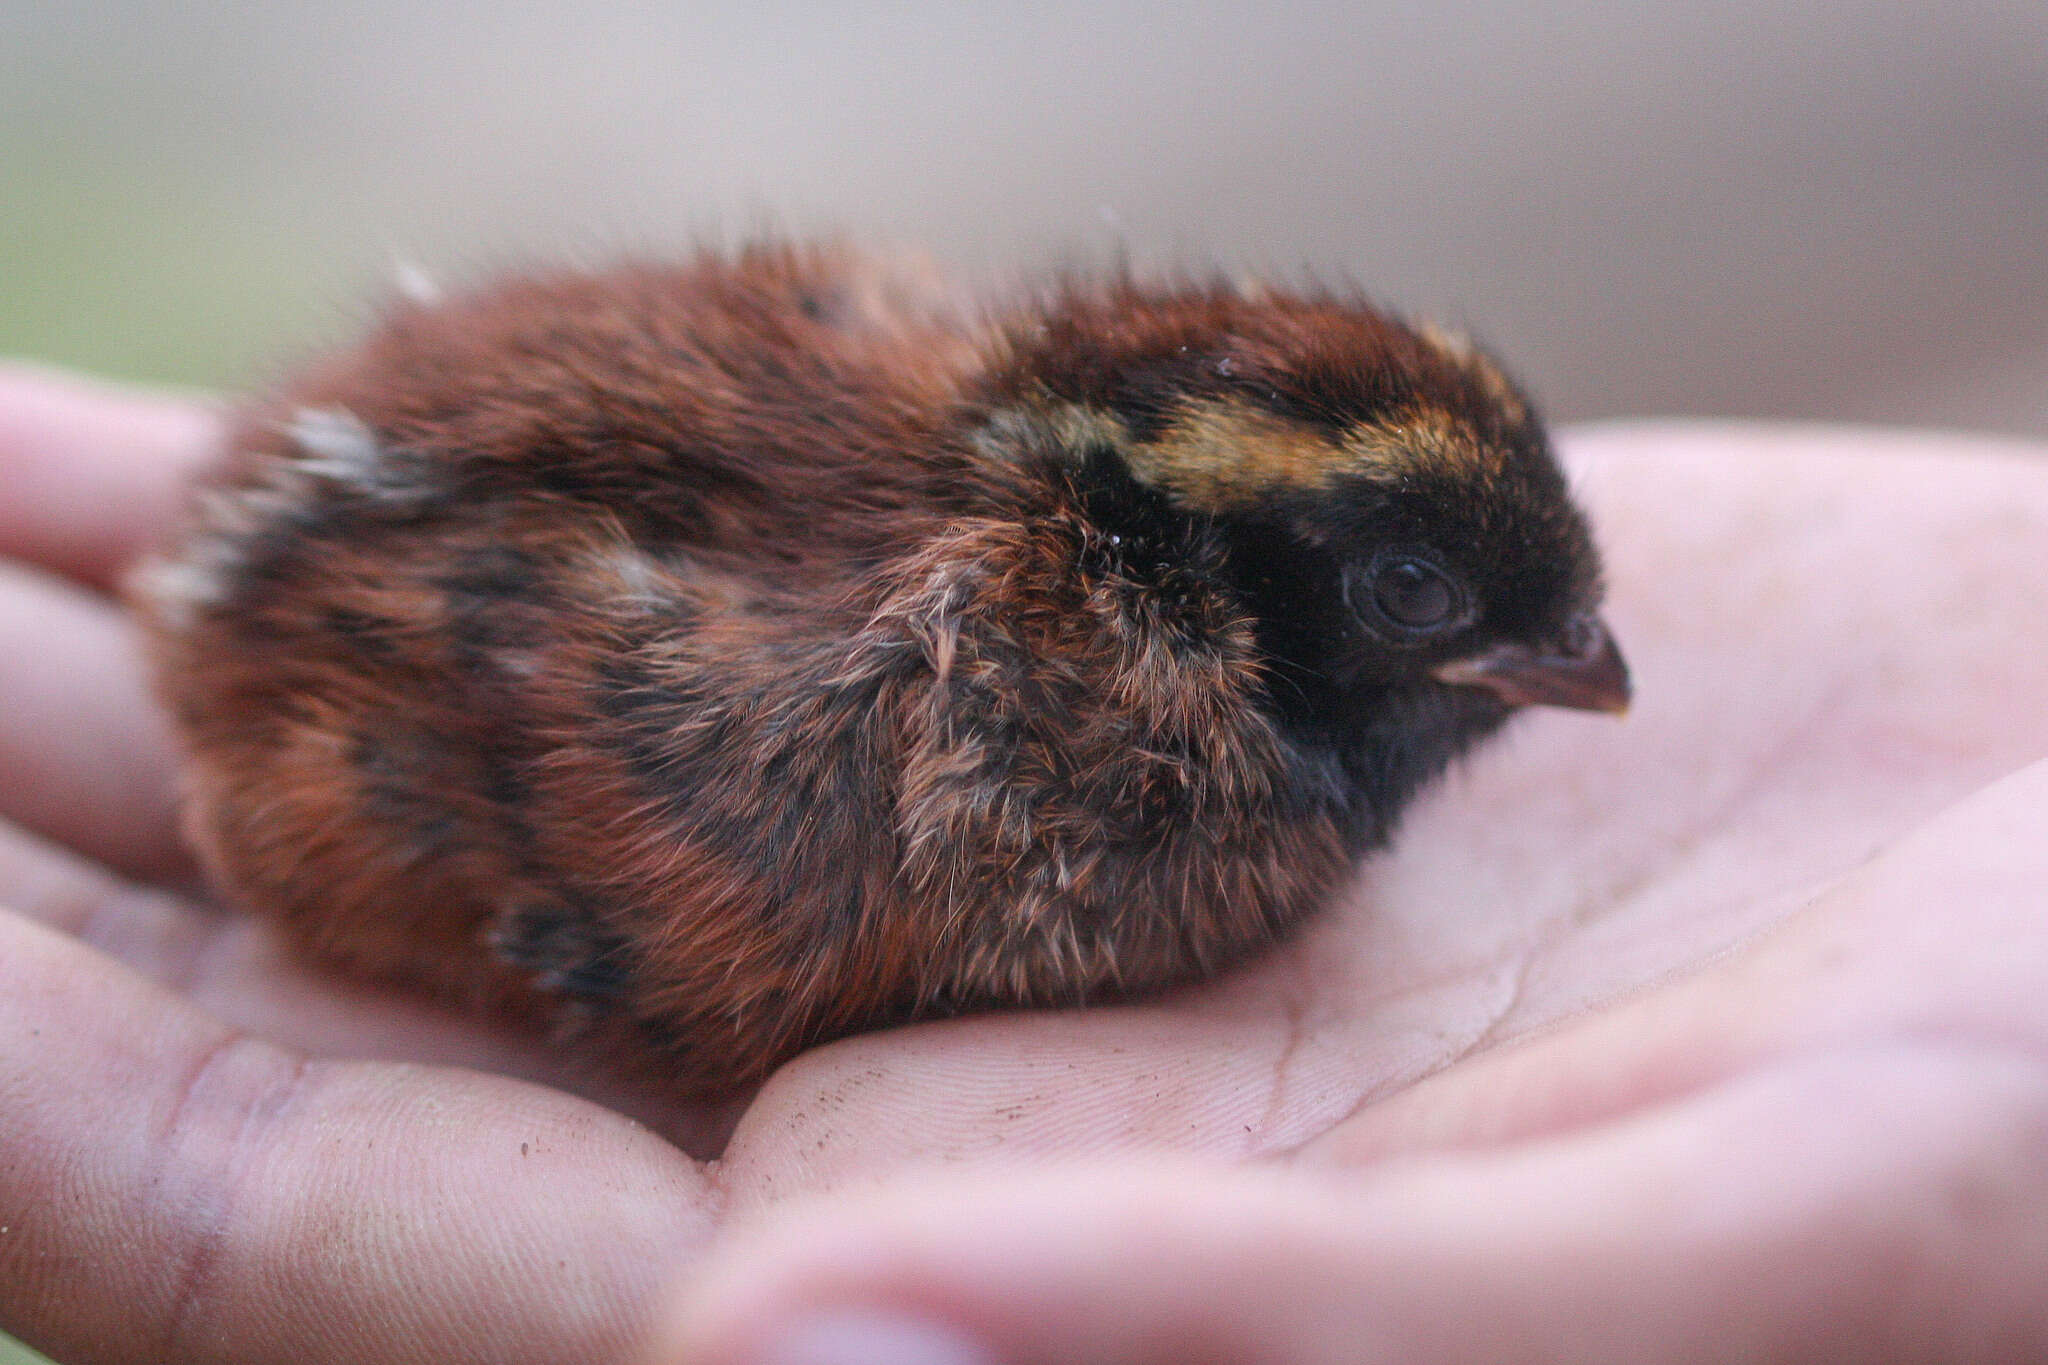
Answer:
267 244 996 575
139 247 1000 1021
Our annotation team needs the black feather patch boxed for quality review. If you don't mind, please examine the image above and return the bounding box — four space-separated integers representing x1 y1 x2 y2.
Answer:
490 896 635 1001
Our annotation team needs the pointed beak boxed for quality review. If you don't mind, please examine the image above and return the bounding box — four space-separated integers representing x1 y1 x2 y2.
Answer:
1430 615 1631 715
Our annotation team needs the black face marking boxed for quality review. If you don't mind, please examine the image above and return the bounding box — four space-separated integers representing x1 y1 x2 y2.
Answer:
1184 423 1601 849
1213 510 1351 729
1066 444 1193 576
1334 683 1512 850
1054 444 1237 649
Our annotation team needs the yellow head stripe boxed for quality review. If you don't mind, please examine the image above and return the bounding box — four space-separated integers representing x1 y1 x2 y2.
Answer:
1123 401 1343 508
1124 399 1497 510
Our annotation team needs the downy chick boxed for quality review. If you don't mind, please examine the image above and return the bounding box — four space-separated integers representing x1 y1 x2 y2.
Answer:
138 244 1628 1093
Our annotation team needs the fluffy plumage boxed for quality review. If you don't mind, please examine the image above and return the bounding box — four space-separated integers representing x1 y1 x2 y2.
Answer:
137 243 1627 1092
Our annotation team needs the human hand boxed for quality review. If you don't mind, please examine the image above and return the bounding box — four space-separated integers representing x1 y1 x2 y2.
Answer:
2 362 2043 1363
659 740 2048 1365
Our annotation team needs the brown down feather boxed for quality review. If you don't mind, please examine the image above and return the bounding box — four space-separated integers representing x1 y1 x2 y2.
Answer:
135 242 1613 1093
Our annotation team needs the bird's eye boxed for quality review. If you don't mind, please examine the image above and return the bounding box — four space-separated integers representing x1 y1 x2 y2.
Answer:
1353 553 1467 638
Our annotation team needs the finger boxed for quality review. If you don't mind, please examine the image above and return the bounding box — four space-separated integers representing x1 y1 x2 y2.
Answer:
0 820 731 1151
0 909 717 1365
655 1048 2048 1365
715 983 1329 1210
0 363 221 590
0 557 189 882
1304 754 2048 1165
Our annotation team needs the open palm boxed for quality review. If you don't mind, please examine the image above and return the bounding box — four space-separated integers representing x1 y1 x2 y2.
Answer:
4 364 2044 1364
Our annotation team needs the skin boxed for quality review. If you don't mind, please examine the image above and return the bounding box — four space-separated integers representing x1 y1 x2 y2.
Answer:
0 361 2044 1364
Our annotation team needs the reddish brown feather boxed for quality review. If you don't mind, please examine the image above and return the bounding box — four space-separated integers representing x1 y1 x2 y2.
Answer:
136 243 1585 1093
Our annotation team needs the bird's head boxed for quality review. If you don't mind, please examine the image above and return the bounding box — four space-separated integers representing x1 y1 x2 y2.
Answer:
983 278 1628 840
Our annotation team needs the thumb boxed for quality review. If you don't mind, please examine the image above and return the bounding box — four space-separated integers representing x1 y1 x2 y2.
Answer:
650 1047 2048 1365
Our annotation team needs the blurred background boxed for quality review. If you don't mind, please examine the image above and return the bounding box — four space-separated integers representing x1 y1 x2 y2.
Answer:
4 1 2046 437
0 4 2043 1361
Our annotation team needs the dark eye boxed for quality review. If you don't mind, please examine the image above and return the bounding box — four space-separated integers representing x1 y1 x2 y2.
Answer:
1356 553 1466 636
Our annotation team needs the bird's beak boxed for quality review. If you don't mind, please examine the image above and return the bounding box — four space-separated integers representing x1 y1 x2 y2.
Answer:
1430 616 1631 715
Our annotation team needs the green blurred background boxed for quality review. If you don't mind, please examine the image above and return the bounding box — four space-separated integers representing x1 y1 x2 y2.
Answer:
3 2 2045 1361
0 1339 45 1365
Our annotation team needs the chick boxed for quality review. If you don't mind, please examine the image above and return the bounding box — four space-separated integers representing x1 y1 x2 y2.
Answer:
137 243 1628 1093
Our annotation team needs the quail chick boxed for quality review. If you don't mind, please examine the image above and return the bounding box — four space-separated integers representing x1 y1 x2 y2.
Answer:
137 243 1629 1094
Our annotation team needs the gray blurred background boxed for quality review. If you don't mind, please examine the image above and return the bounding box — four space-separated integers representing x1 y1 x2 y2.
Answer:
5 1 2046 436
